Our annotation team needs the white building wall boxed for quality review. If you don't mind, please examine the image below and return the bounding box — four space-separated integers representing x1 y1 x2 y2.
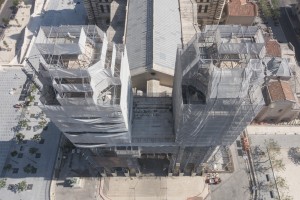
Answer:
120 47 132 133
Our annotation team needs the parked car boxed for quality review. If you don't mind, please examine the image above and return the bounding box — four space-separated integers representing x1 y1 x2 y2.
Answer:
13 103 23 108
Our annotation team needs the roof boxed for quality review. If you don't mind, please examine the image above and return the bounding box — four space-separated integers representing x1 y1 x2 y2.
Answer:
126 0 181 73
265 38 281 57
266 58 291 77
228 0 257 17
267 80 295 102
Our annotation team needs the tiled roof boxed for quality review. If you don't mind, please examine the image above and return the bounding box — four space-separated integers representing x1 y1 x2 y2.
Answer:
265 38 281 57
228 0 257 17
267 80 295 102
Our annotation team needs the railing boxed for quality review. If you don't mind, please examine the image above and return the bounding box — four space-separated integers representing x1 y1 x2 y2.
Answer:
133 92 172 97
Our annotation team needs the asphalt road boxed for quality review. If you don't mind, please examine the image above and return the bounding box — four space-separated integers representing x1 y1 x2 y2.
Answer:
0 0 13 25
279 7 300 61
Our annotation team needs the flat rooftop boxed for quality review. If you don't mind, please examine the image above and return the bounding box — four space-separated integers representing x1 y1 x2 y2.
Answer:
35 25 105 69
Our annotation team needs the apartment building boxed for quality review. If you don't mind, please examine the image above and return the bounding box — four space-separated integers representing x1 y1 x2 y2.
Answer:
195 0 226 26
83 0 126 43
222 0 258 25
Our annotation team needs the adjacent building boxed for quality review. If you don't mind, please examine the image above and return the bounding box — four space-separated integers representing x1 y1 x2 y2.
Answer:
125 0 182 94
195 0 226 26
254 34 300 123
222 0 258 25
83 0 113 29
83 0 127 43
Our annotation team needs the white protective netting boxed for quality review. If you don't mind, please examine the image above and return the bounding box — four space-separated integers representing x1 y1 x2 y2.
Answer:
33 26 132 147
173 25 269 147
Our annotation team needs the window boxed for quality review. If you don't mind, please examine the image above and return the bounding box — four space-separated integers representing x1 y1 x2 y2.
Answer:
100 5 104 12
278 109 283 112
204 5 208 13
206 0 210 2
200 0 203 2
55 78 90 84
198 5 202 13
106 5 110 13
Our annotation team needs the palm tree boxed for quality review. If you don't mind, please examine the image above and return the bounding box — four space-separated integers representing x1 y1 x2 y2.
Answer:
17 181 27 192
0 179 6 189
15 133 25 143
29 147 38 155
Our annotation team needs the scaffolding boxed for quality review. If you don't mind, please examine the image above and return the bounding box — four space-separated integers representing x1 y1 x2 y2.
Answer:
26 25 133 147
173 25 268 147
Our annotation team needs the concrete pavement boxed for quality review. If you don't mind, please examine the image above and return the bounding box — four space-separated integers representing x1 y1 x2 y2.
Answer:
209 140 252 200
249 134 300 200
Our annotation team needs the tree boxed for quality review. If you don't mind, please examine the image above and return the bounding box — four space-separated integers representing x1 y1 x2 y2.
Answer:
23 164 32 173
272 159 285 171
12 0 19 7
275 176 288 190
31 84 37 93
259 0 272 18
10 150 18 157
38 119 47 128
15 132 25 143
19 119 29 127
28 95 35 102
288 147 300 165
29 147 38 155
0 179 6 189
271 0 280 18
280 193 293 200
265 139 281 157
3 40 8 48
2 18 9 26
17 181 27 192
3 164 12 171
32 134 41 142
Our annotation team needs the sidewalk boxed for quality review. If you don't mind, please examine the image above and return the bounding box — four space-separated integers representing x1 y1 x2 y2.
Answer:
0 2 31 64
285 5 300 30
246 125 300 135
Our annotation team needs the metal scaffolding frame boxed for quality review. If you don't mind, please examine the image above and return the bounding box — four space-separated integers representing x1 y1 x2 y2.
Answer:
173 25 267 147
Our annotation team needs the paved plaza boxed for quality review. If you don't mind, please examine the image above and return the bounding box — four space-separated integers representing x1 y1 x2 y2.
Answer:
0 1 31 64
100 176 208 200
0 67 61 200
0 67 26 175
209 140 251 200
249 133 300 200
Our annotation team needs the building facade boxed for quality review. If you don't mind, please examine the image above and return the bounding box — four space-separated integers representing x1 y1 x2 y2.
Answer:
83 0 113 29
222 0 258 25
83 0 127 43
195 0 226 26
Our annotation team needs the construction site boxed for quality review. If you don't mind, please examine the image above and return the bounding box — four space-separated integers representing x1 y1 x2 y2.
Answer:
23 22 300 177
25 25 133 147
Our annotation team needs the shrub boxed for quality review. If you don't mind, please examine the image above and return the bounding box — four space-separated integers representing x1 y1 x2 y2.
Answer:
11 150 18 157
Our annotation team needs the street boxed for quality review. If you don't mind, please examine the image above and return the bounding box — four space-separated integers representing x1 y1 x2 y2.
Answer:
0 0 13 26
279 7 300 61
